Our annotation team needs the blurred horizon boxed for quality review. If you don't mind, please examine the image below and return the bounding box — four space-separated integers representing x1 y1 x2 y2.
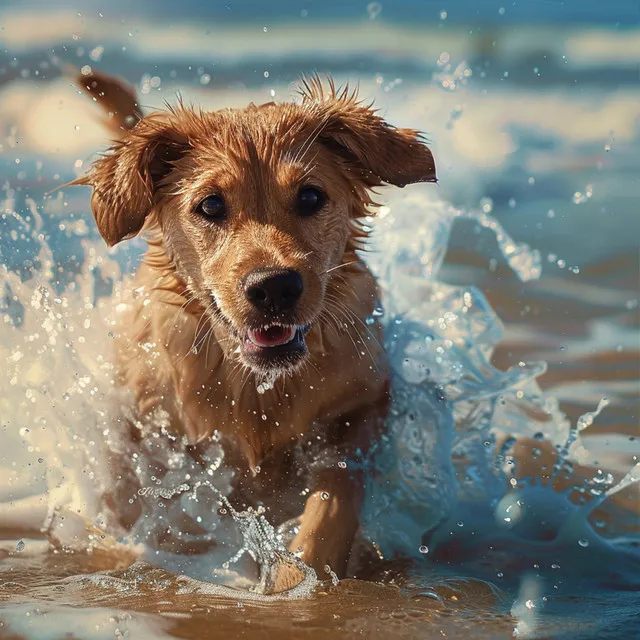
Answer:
1 0 639 25
1 0 639 268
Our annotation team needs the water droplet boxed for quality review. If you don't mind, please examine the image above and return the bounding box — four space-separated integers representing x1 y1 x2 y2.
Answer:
367 2 382 20
480 197 493 213
16 540 25 552
551 563 560 569
578 538 589 548
338 461 347 469
320 492 330 500
418 545 429 554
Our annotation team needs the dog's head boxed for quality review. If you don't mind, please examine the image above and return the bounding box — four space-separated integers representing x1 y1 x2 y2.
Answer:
80 77 436 376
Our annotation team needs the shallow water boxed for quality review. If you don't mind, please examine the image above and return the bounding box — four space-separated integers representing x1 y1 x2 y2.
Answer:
1 7 639 640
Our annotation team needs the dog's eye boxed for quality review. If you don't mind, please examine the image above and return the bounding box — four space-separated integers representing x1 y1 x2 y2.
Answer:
196 195 226 220
296 186 326 217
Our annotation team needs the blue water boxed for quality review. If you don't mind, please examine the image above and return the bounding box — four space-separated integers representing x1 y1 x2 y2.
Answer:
0 4 639 639
2 0 639 25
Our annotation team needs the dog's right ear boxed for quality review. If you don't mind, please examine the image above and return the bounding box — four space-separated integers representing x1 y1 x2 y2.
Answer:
73 117 190 247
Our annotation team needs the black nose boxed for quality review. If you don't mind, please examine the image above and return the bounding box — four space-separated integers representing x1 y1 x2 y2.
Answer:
244 269 303 313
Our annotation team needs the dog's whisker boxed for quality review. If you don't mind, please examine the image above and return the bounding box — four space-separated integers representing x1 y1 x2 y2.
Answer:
323 260 359 275
325 299 363 363
327 286 385 355
238 364 254 397
166 291 200 343
323 292 380 372
330 300 381 373
178 302 216 362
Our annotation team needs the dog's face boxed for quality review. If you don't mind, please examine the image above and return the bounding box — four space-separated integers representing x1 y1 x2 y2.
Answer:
158 136 359 375
82 79 436 376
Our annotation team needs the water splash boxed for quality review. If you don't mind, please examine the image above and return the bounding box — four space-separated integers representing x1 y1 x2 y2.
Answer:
358 186 638 586
432 59 473 92
0 177 636 599
456 207 543 282
512 574 542 638
366 2 382 21
550 397 610 483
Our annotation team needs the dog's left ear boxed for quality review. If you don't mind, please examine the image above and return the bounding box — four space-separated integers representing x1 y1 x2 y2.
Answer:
302 78 436 188
71 116 191 246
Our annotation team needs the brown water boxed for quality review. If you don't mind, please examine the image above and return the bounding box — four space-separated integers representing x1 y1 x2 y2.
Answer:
3 551 636 640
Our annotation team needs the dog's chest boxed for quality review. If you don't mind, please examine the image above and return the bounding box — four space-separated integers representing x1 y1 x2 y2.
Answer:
195 339 385 468
115 263 387 469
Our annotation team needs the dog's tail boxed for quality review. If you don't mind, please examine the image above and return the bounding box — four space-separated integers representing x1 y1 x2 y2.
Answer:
74 68 143 138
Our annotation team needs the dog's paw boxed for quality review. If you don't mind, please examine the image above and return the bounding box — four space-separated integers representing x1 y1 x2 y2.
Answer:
270 560 307 594
257 550 309 595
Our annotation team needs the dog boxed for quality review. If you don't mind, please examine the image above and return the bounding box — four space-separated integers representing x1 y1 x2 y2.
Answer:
73 69 437 590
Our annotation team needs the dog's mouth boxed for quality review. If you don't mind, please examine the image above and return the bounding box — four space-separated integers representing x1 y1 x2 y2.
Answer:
240 323 310 373
246 325 297 348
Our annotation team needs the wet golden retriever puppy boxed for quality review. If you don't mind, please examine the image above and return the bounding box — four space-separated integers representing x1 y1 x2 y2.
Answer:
74 70 436 589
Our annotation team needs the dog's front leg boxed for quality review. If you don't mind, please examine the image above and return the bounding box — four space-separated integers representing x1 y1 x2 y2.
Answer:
268 465 363 594
274 394 388 591
288 465 364 579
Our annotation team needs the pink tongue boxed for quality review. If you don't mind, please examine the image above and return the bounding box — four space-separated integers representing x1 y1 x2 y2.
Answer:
250 326 294 347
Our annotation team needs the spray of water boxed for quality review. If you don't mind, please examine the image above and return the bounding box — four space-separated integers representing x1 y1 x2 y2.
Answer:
1 179 637 598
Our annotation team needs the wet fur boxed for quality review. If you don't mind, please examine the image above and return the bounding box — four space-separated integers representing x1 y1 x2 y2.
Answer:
74 70 436 589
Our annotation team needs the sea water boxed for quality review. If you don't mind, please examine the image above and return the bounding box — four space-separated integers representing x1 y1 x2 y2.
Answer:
0 10 639 639
1 177 638 637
